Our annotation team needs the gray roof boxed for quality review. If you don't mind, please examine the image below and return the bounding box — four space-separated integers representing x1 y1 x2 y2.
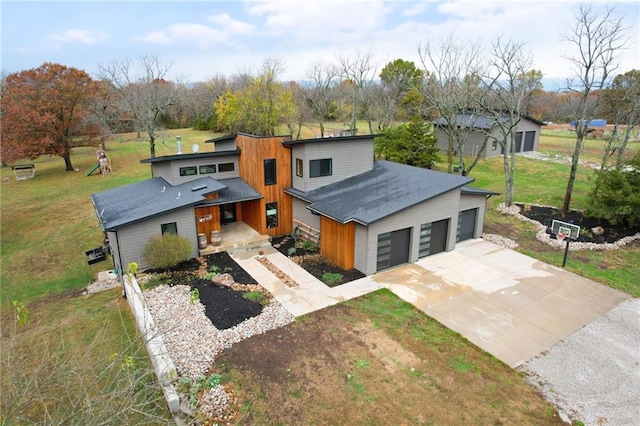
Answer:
91 177 227 231
285 160 473 225
198 178 263 205
283 134 377 146
434 113 544 129
461 186 500 196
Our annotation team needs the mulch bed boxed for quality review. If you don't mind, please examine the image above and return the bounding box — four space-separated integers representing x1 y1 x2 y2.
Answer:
147 252 262 330
516 203 639 243
271 236 365 287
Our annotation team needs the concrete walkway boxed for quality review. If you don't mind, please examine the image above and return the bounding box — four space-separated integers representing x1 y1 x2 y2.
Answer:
231 239 632 368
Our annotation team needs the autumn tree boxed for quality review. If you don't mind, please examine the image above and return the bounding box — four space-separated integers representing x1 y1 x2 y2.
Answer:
213 58 296 136
418 35 485 174
305 60 341 137
98 55 184 157
598 70 640 170
0 63 103 171
337 51 379 134
561 3 629 213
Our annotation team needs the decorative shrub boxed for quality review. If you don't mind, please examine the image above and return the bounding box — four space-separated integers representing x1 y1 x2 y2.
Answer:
143 234 193 269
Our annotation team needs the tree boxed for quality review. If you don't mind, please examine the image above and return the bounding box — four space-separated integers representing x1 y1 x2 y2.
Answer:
337 51 379 134
561 3 629 213
0 63 103 171
478 37 542 206
378 59 424 129
418 35 485 174
598 70 640 170
213 58 296 136
98 55 184 157
376 117 440 168
305 60 340 137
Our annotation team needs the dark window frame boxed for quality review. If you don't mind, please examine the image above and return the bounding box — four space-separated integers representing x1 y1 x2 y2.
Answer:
161 222 178 235
198 164 217 174
295 158 303 177
264 158 276 185
266 202 278 228
309 158 332 178
218 162 235 172
179 166 197 177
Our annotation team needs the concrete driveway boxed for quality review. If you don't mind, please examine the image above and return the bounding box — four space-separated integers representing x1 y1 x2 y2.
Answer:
372 238 631 367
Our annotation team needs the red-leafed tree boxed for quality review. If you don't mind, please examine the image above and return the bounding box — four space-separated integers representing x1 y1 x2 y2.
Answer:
1 63 104 171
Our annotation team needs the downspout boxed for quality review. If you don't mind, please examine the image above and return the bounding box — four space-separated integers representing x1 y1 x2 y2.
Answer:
113 230 126 298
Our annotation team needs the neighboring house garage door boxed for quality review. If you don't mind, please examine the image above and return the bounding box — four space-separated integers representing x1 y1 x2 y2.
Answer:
418 219 449 258
457 208 477 242
523 131 535 151
376 227 411 271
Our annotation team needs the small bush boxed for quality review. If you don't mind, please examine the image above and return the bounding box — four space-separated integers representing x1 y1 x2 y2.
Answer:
322 272 343 285
242 291 267 305
143 234 193 269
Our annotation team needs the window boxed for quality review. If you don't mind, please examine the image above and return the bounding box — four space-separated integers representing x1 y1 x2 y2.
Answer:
179 166 197 177
309 158 332 177
161 222 177 235
218 162 235 172
491 140 498 151
295 158 303 177
266 202 278 228
264 159 276 185
199 164 216 174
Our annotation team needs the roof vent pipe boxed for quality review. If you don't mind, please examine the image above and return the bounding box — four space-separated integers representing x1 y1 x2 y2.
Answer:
176 136 182 155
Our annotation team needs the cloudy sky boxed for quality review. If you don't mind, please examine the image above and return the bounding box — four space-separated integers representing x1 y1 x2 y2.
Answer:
2 0 638 89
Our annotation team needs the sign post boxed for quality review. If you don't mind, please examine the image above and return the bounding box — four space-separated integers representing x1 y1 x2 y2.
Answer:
551 220 581 268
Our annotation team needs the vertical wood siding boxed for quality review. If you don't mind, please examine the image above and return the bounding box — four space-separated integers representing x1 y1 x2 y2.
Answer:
195 205 221 243
236 134 292 237
320 216 355 270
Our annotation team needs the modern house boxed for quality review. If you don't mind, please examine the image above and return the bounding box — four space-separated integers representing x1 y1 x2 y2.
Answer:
91 132 496 279
434 112 544 158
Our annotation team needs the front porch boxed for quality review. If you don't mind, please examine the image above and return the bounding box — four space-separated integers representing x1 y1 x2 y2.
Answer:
199 222 272 256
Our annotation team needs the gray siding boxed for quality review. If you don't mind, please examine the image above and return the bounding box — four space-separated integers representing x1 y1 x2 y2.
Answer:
359 190 460 275
354 224 368 274
116 207 198 270
213 140 237 152
291 139 374 192
107 230 123 281
151 155 240 185
291 198 320 230
459 194 488 238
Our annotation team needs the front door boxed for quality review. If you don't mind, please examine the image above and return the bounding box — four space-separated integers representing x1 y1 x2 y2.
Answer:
220 203 237 224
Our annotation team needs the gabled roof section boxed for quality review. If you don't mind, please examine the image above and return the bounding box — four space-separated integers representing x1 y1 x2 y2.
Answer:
204 132 292 144
285 160 473 225
434 112 544 129
461 186 500 196
198 178 263 205
140 149 240 164
91 177 226 231
283 134 377 147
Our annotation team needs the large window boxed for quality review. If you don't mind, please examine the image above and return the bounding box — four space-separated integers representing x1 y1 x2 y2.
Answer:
161 222 177 235
266 202 278 228
295 158 303 177
309 158 332 178
218 162 235 172
179 166 197 177
199 164 217 174
264 159 276 185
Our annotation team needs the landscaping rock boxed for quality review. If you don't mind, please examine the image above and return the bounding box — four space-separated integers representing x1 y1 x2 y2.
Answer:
211 273 234 287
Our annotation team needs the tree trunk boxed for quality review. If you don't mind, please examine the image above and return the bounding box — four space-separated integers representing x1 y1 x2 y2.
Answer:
615 116 634 170
149 136 156 158
562 134 584 213
62 152 74 172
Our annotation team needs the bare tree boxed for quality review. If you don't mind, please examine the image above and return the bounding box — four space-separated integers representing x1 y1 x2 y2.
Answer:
336 51 379 134
418 35 485 174
305 60 340 137
478 37 542 206
98 55 184 157
561 2 630 213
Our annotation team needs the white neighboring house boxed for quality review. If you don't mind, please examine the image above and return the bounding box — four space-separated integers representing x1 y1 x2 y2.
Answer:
434 113 544 159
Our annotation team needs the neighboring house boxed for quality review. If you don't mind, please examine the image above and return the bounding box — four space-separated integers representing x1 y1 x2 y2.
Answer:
91 132 497 279
434 113 544 158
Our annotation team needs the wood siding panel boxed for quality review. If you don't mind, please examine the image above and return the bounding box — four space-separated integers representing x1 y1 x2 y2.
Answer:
195 206 221 243
236 134 292 237
320 216 355 270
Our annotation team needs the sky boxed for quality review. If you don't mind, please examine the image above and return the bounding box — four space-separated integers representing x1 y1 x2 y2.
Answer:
1 0 639 90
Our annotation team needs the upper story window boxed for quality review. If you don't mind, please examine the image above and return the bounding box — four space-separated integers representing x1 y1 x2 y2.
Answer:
264 159 276 185
161 222 177 235
199 164 217 174
179 166 197 177
309 158 332 178
295 158 303 177
218 162 235 172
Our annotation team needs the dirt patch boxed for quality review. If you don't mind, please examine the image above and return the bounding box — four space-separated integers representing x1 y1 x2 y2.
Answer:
353 321 421 373
516 203 639 243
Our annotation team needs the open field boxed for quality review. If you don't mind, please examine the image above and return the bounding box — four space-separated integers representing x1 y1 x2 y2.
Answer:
1 126 637 423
